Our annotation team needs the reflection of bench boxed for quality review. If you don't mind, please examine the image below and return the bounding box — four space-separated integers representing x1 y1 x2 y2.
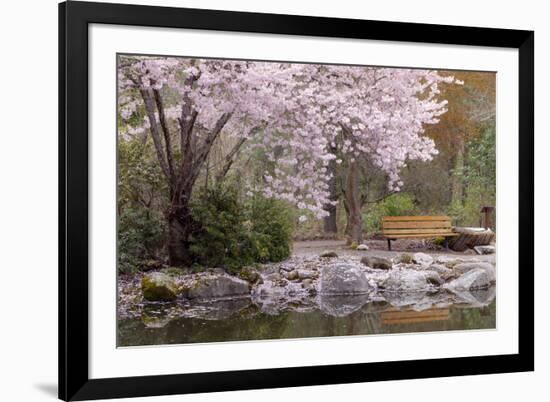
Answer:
382 216 459 251
380 308 450 325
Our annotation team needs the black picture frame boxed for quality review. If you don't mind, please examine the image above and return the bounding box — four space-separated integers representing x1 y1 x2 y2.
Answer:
59 1 534 400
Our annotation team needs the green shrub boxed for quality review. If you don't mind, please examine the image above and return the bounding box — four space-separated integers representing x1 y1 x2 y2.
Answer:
247 196 294 263
189 187 253 272
188 187 293 272
118 207 166 274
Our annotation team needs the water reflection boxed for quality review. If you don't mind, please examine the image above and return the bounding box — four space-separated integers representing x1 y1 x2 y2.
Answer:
118 288 496 347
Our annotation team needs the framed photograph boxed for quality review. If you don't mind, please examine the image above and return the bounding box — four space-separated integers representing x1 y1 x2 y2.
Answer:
59 1 534 400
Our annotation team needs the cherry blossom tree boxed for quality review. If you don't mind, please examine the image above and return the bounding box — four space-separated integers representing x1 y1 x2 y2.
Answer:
118 55 456 263
282 65 457 242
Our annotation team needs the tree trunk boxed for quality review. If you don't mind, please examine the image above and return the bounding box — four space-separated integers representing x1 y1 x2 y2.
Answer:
166 200 194 266
323 146 339 234
345 160 363 244
451 135 465 207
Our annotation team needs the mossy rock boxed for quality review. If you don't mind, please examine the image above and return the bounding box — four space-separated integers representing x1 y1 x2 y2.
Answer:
238 267 262 284
396 253 413 264
141 272 178 302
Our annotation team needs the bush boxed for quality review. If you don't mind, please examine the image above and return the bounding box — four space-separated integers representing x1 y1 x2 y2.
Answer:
189 187 252 272
188 187 293 272
362 193 416 234
118 206 166 274
247 196 294 263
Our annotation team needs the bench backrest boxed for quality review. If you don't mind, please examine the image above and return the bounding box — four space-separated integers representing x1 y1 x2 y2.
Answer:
381 216 453 237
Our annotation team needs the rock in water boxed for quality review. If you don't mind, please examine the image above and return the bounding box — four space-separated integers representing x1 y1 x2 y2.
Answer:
320 250 338 258
444 268 494 291
141 272 178 302
426 264 455 281
356 244 369 251
297 269 317 279
423 271 445 286
453 262 495 282
474 245 496 255
185 275 251 299
413 252 434 267
381 270 430 291
320 264 370 294
360 256 392 270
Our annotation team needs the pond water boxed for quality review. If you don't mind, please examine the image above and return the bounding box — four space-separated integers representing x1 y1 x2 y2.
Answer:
117 293 496 347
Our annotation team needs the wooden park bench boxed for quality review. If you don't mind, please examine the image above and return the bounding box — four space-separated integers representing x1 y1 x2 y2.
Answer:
381 215 459 251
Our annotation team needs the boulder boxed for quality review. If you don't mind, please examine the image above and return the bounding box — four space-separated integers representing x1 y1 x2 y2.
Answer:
356 244 369 251
320 264 371 295
413 252 434 267
395 253 413 264
185 275 251 299
320 250 338 258
435 256 464 268
444 268 494 291
474 245 496 255
381 270 430 291
360 256 392 270
297 269 318 279
426 263 454 279
238 267 262 284
453 262 496 282
287 270 299 280
301 278 314 288
424 270 444 286
141 272 178 302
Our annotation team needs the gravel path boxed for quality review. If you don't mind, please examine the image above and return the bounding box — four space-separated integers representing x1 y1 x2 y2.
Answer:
293 239 496 264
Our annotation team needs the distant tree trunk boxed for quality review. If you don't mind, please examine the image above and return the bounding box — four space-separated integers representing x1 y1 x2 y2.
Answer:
451 135 465 207
323 145 338 234
345 160 363 244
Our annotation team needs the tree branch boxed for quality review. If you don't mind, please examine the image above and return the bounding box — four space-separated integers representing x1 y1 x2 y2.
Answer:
215 137 247 183
192 112 233 173
153 89 175 182
139 88 171 181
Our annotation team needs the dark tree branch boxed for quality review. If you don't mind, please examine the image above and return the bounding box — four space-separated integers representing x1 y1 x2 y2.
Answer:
192 112 233 174
216 137 247 183
178 73 201 159
139 88 171 181
153 89 175 183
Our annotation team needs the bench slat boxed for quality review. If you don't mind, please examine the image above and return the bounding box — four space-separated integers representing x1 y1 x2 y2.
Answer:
383 228 456 235
382 220 452 229
385 233 459 238
382 216 450 221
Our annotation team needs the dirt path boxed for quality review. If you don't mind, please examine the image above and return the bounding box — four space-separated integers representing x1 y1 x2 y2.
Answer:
292 239 496 263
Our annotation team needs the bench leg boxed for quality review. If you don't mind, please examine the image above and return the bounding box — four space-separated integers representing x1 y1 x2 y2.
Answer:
444 237 449 251
387 239 392 251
